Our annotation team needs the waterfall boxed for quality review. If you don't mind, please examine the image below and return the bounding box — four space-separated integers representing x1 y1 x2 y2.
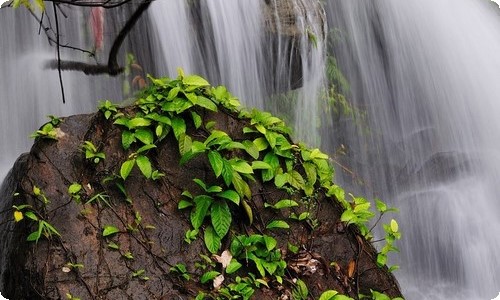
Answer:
148 0 326 145
326 0 500 298
0 5 130 179
3 0 500 299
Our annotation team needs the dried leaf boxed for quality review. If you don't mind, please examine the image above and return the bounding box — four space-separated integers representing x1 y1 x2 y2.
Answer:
213 274 225 289
347 260 356 278
213 250 232 269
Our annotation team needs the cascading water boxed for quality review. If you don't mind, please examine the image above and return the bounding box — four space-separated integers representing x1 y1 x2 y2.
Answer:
3 0 500 299
148 0 326 145
0 5 130 179
326 0 500 299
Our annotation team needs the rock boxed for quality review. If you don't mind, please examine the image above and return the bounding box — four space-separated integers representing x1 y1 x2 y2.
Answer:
0 78 402 299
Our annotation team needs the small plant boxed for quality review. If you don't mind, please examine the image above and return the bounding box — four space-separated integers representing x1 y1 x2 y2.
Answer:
98 100 118 120
292 279 309 300
68 183 83 203
30 115 62 140
131 269 149 281
230 234 286 282
179 178 241 253
170 263 191 281
65 293 81 300
86 192 111 207
81 141 106 164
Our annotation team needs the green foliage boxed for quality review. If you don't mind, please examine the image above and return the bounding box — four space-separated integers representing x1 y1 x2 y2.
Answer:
98 100 118 120
170 263 191 281
68 183 83 203
30 122 58 140
102 225 120 237
230 234 286 280
81 141 105 164
292 279 309 300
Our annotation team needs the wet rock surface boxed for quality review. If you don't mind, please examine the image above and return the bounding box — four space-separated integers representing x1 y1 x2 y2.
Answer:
0 109 402 299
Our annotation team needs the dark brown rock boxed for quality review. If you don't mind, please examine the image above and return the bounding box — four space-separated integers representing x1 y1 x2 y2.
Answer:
0 108 402 299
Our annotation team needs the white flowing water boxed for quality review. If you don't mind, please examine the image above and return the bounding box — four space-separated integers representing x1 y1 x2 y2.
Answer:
0 6 125 179
2 1 500 299
149 0 326 145
326 0 500 299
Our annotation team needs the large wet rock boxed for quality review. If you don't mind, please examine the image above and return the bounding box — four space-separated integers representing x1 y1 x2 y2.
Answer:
0 104 402 299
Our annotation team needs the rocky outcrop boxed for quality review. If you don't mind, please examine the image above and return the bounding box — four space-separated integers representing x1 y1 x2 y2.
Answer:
0 77 402 299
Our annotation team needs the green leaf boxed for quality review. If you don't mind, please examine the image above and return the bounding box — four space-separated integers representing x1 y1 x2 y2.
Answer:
120 159 136 180
376 253 387 267
263 235 277 251
226 259 242 274
68 183 82 195
204 225 222 254
251 161 271 170
241 200 253 225
231 159 254 174
289 171 305 190
200 270 221 284
122 130 135 150
253 137 269 151
196 96 218 112
371 291 391 300
211 201 232 238
318 290 338 300
274 173 288 188
309 148 329 160
128 117 151 129
183 75 210 87
136 155 152 178
332 296 354 300
178 134 192 156
178 199 193 210
24 211 38 221
208 151 224 177
216 190 240 205
191 111 202 129
262 152 279 182
390 219 399 233
267 199 299 210
221 159 233 186
242 140 260 159
103 225 120 237
134 128 154 145
167 86 181 100
191 195 213 230
231 172 251 199
107 241 120 250
340 210 355 224
137 143 157 154
171 117 186 140
303 162 317 185
266 220 290 230
193 178 208 191
292 279 308 300
27 231 41 242
375 199 387 213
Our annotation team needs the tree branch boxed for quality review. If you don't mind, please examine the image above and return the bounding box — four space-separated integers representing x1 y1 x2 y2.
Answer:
45 0 153 76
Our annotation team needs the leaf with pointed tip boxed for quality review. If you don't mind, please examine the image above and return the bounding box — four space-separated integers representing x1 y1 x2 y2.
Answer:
136 155 152 179
266 220 290 230
208 150 224 177
211 201 232 238
135 128 154 145
217 190 240 205
120 159 136 180
191 195 213 230
204 226 221 254
183 75 210 87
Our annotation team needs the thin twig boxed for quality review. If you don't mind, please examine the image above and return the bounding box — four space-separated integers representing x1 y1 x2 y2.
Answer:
53 2 66 104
